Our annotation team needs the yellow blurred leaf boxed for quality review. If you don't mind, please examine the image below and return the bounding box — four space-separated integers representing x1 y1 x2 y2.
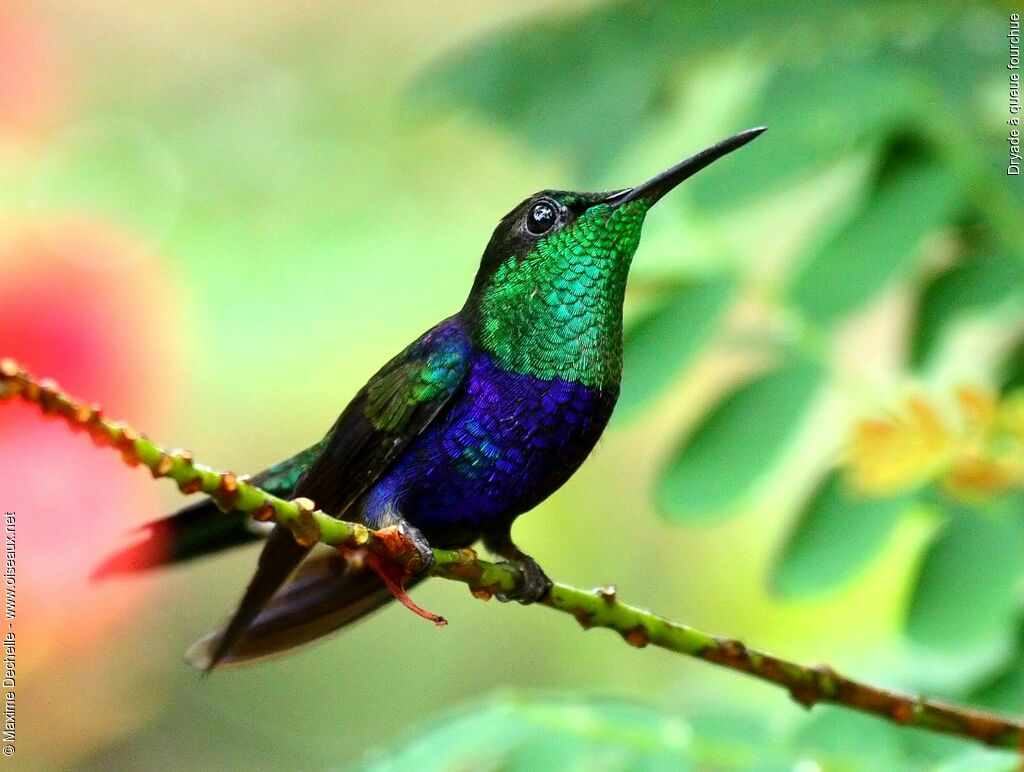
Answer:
945 454 1023 501
847 388 1024 501
848 396 951 495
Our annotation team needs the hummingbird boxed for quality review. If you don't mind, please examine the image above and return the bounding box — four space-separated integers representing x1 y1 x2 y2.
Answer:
96 127 765 669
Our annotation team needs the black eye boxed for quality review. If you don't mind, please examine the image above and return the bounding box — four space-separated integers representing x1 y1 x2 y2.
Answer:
525 200 557 235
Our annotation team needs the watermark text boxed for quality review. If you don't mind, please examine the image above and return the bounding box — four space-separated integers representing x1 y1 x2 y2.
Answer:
1009 12 1021 175
2 512 14 759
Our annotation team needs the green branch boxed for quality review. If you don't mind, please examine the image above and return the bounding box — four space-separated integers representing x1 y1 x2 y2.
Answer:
2 358 1021 753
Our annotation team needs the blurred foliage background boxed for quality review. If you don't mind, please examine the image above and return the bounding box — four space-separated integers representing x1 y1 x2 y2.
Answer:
0 1 1021 769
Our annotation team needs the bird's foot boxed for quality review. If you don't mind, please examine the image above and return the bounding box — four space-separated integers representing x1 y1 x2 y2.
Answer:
373 520 435 576
354 520 445 626
495 552 552 605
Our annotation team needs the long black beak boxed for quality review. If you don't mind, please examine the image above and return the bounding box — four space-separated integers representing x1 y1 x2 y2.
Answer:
607 126 766 208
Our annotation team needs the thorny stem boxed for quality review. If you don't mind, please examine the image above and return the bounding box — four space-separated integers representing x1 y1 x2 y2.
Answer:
2 358 1021 754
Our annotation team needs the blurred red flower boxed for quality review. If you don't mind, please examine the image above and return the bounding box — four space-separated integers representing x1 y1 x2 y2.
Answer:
0 220 182 665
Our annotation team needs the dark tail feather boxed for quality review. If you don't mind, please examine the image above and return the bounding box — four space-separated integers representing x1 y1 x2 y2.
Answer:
185 546 414 669
92 500 265 580
201 525 313 670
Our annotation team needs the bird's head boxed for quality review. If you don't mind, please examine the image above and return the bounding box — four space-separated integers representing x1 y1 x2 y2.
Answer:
465 127 765 386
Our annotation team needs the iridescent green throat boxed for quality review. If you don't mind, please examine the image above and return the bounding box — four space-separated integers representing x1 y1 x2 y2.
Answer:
473 201 649 389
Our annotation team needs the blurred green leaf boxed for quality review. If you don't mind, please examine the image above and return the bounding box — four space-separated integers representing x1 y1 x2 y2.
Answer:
770 470 913 598
415 1 955 179
358 694 695 772
414 0 777 178
617 277 735 418
906 499 1024 653
413 3 668 178
656 354 824 522
741 7 1012 187
898 733 1015 772
361 693 1016 772
910 240 1024 368
910 10 1009 114
788 149 962 328
789 707 907 771
967 618 1024 714
684 711 791 771
998 334 1024 395
362 697 832 772
693 61 929 209
931 749 1020 772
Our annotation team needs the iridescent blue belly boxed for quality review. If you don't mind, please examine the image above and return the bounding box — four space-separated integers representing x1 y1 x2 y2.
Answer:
361 352 617 545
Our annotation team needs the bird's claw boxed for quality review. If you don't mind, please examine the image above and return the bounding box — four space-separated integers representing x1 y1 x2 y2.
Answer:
495 554 552 605
373 522 435 576
398 522 436 575
358 522 445 626
389 520 434 573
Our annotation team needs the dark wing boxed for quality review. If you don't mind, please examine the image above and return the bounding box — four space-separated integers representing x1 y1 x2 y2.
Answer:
203 317 471 669
92 440 328 579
